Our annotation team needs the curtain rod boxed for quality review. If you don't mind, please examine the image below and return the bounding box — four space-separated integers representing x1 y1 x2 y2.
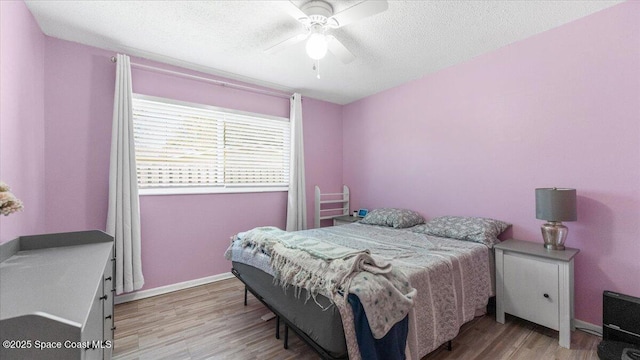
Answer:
110 56 293 100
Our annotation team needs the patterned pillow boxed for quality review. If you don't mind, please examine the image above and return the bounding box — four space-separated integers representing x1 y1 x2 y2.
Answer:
360 208 425 229
412 216 511 247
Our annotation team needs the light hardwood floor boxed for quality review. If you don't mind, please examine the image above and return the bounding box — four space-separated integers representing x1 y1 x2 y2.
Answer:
113 278 601 360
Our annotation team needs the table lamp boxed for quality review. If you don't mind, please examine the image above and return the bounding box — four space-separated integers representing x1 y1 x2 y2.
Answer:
535 188 577 250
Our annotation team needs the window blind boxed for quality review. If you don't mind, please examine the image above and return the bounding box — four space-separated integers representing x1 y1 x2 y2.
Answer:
132 95 290 194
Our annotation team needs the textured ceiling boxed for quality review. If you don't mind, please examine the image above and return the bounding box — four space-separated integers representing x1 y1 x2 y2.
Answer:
25 0 623 105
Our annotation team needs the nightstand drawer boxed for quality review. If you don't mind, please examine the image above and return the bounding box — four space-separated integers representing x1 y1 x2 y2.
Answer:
503 253 559 330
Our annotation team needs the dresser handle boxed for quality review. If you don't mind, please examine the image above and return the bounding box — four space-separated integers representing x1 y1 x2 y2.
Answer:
105 315 112 320
100 295 108 301
111 326 117 331
543 293 549 298
105 276 112 281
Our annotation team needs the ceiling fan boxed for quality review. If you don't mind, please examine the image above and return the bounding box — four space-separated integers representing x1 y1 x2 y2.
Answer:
265 0 389 66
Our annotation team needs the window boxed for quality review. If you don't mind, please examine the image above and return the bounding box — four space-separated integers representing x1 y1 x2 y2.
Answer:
132 94 290 195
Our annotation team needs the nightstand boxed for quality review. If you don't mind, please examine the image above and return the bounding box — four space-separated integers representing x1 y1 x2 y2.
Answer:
333 215 360 226
494 239 579 349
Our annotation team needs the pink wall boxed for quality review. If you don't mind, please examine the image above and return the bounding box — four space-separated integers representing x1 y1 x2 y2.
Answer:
43 38 114 235
343 2 640 325
0 1 46 243
41 37 343 290
301 97 345 227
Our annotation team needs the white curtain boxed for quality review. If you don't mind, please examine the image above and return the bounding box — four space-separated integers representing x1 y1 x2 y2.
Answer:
286 93 307 231
107 53 144 294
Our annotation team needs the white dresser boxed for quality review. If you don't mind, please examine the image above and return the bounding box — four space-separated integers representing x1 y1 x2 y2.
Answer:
494 239 579 349
0 231 115 359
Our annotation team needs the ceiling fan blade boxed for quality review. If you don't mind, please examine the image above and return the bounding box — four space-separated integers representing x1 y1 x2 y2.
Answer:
265 32 309 54
328 0 388 28
326 35 356 64
283 1 309 22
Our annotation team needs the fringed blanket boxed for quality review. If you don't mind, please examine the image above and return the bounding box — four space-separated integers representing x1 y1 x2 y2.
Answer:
229 226 417 340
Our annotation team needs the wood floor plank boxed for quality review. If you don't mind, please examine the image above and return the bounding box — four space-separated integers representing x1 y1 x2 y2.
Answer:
114 278 601 359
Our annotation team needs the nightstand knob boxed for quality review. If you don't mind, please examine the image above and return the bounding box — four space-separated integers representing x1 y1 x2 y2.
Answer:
543 293 550 298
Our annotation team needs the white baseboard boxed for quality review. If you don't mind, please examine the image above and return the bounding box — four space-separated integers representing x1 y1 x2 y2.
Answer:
574 319 603 336
115 272 234 304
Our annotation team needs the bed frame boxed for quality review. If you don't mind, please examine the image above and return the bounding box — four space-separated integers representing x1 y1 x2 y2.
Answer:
232 261 453 359
232 262 348 359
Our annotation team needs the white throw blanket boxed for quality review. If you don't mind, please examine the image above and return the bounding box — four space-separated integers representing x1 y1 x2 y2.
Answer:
228 226 417 339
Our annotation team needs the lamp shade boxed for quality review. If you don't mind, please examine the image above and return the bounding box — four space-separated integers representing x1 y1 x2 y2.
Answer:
535 188 577 222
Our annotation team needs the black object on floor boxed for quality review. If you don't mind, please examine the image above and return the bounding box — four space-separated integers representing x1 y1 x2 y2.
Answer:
598 291 640 360
597 341 640 360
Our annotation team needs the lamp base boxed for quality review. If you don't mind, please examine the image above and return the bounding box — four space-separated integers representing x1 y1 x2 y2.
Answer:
541 221 568 250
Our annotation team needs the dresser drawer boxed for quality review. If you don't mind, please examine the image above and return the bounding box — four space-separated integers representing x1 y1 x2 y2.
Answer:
81 286 105 360
102 253 115 359
503 252 559 330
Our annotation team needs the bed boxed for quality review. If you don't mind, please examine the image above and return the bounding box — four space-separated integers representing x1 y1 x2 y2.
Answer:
225 211 508 360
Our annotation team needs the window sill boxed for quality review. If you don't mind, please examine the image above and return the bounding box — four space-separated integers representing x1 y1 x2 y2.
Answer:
139 186 288 196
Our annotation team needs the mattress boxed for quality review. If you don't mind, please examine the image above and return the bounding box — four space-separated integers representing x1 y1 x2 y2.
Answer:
228 223 494 359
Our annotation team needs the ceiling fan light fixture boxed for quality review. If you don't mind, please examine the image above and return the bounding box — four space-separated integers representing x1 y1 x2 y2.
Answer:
306 32 328 60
